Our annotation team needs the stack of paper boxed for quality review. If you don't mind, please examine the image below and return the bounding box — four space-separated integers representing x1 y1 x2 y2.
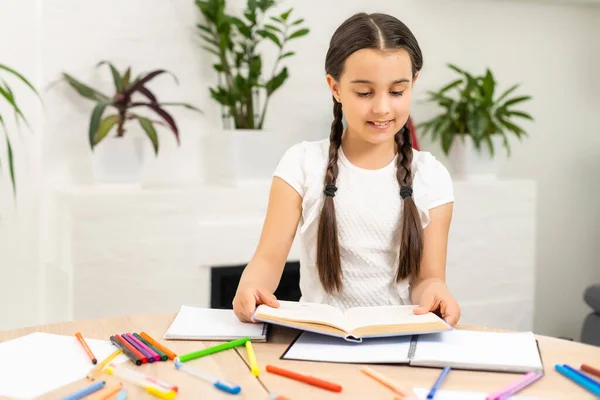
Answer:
0 332 128 399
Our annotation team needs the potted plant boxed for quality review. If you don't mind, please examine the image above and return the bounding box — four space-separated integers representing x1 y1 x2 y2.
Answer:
195 0 310 184
0 64 39 195
418 64 533 178
61 61 202 183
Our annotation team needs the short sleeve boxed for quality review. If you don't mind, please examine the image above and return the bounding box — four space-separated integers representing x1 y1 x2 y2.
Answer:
273 142 307 197
426 158 454 209
413 152 454 227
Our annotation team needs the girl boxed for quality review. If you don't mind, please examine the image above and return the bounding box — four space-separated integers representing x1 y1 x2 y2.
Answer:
233 12 461 326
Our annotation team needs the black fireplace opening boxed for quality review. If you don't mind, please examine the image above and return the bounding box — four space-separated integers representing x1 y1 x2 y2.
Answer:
210 261 301 309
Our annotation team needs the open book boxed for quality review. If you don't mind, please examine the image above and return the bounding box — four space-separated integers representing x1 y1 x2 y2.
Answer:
281 329 544 373
253 300 451 342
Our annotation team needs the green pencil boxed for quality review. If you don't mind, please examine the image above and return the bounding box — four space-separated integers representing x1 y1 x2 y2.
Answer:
177 337 250 363
133 333 168 362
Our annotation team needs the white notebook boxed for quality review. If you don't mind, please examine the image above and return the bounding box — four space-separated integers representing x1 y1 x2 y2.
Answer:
163 305 268 341
409 388 550 400
282 329 543 373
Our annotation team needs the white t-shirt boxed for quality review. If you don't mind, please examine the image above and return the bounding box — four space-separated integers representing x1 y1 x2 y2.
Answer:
273 139 454 310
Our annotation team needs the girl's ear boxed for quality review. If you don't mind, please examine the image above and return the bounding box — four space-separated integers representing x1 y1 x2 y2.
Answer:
326 74 341 102
412 71 420 87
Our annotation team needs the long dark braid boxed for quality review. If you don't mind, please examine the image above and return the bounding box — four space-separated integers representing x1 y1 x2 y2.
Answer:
395 121 424 281
316 98 344 293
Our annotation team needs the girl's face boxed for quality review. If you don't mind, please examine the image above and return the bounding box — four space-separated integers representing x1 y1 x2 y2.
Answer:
326 48 417 146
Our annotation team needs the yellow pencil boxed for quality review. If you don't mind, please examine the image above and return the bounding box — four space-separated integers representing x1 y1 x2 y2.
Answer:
245 340 260 376
87 349 122 380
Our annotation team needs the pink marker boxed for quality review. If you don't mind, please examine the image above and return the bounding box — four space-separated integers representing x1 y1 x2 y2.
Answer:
486 371 543 400
125 333 161 362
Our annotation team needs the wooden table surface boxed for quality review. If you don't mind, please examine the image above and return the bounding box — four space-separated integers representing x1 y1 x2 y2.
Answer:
1 313 599 399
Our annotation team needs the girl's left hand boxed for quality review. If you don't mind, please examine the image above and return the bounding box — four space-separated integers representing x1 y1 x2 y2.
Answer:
413 280 461 326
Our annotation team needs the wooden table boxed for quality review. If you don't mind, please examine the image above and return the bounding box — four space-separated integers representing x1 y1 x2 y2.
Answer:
1 314 599 399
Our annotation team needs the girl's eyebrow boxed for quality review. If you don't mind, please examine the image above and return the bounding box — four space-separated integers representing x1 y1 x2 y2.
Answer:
350 78 410 84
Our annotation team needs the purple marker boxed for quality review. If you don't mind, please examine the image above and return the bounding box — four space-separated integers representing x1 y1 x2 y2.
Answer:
122 333 154 363
125 333 161 362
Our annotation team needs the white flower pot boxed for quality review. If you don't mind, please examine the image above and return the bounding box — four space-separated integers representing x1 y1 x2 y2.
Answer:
91 136 145 183
202 129 295 185
447 135 506 179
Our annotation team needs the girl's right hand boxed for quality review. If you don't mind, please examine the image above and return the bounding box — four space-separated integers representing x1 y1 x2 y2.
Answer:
233 288 280 323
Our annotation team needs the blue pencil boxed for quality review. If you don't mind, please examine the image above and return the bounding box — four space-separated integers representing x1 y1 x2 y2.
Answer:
61 380 105 400
555 364 600 397
115 389 128 400
427 366 451 399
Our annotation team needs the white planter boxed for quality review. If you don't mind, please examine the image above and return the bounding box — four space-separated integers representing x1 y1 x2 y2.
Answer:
447 135 506 179
202 129 295 185
91 136 145 183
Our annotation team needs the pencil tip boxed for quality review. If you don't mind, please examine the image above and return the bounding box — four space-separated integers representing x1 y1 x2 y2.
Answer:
92 359 97 364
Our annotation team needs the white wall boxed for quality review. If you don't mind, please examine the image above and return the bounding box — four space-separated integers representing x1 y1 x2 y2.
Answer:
0 0 599 339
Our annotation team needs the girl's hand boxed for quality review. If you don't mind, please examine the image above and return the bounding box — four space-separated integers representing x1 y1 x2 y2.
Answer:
413 280 461 326
233 288 280 323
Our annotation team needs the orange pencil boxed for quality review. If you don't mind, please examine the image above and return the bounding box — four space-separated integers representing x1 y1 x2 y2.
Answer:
140 332 177 360
582 364 600 378
361 366 415 397
266 364 342 392
75 332 97 364
88 382 122 400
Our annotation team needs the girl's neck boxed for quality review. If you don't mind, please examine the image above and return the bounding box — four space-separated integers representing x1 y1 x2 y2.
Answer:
340 131 397 170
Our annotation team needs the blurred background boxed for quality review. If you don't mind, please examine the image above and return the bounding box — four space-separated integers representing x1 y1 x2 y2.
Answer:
0 0 598 346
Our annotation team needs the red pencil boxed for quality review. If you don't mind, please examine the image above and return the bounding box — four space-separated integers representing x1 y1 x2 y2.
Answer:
582 364 600 378
115 334 148 364
265 364 342 392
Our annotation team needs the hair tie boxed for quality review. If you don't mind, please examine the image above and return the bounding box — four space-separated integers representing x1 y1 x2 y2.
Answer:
324 184 338 197
400 186 412 199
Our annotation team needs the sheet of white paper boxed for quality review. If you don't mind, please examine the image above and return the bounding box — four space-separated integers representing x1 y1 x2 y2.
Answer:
410 330 543 372
163 305 267 341
282 331 412 364
412 388 551 399
0 332 128 399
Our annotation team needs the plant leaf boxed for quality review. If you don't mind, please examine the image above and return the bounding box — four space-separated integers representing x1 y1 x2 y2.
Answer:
279 51 295 60
5 133 15 194
0 83 29 128
257 29 281 47
291 18 304 26
288 28 309 40
158 102 203 113
136 115 159 155
495 83 520 103
482 69 495 105
62 73 110 102
438 79 463 94
0 64 39 97
137 85 158 103
88 101 112 149
125 70 178 96
94 114 118 145
130 102 179 144
96 61 123 92
441 131 455 156
265 67 288 96
502 95 532 107
504 110 533 120
280 8 292 20
264 23 282 33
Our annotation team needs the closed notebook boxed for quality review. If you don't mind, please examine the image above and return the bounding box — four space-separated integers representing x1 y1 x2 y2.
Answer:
253 300 451 342
164 305 268 342
281 329 543 373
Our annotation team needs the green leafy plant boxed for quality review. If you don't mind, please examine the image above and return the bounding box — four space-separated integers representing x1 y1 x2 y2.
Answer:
195 0 310 129
0 64 39 194
62 61 202 154
419 64 533 156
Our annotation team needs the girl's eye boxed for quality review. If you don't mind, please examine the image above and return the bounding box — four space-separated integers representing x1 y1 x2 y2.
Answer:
391 91 404 96
356 92 371 97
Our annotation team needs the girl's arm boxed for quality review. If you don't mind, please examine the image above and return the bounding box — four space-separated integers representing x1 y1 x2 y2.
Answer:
411 203 461 325
232 177 303 322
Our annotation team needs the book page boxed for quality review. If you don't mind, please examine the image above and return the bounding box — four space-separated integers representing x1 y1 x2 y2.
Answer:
410 330 543 372
163 305 266 340
282 331 412 364
254 300 348 331
344 305 445 331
